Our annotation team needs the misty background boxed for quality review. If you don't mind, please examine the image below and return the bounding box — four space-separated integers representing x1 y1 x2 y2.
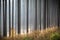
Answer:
0 0 59 37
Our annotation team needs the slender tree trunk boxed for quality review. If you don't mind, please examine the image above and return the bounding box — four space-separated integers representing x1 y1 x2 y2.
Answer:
18 0 21 34
0 0 1 36
35 0 37 30
27 0 29 33
58 0 60 27
9 0 11 37
40 0 41 30
12 0 14 37
43 0 46 29
3 0 7 37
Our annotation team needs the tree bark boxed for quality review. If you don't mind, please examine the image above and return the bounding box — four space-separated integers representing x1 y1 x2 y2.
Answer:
18 0 21 34
3 0 7 37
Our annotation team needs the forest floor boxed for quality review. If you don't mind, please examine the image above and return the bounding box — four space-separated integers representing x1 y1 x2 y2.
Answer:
0 27 60 40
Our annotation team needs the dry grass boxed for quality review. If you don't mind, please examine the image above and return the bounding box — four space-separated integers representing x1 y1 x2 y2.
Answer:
1 27 60 40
